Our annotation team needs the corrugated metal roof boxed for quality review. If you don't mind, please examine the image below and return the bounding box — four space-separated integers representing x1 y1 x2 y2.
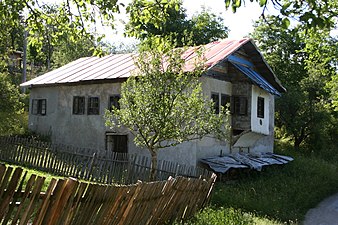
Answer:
20 38 285 95
228 55 281 96
21 39 251 87
232 62 281 96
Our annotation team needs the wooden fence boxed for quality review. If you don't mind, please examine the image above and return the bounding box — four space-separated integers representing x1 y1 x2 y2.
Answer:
0 164 217 225
0 136 213 184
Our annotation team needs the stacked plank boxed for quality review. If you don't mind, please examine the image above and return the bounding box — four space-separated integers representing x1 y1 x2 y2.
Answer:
0 164 217 225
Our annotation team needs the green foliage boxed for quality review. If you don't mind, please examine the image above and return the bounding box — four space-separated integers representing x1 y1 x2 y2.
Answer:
0 72 25 135
125 0 188 44
26 3 98 70
251 16 338 150
174 207 256 225
51 35 95 68
188 7 229 46
125 0 228 47
224 0 337 29
105 40 230 171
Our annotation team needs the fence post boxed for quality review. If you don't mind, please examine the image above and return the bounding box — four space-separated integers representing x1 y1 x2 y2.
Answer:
86 153 96 181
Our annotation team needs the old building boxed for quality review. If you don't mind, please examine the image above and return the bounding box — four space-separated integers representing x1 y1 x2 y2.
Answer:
20 38 285 167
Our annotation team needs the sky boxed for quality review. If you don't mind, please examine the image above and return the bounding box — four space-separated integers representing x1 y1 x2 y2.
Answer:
103 0 279 45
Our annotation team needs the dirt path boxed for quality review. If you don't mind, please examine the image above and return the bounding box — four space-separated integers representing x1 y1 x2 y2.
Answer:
303 192 338 225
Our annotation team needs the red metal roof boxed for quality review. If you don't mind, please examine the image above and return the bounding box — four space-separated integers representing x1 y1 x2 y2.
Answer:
21 38 253 87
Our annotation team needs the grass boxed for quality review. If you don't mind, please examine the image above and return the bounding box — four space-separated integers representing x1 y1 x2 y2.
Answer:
177 143 338 224
1 161 65 192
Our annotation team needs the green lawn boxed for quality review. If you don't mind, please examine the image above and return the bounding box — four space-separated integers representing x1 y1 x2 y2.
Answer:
177 145 338 224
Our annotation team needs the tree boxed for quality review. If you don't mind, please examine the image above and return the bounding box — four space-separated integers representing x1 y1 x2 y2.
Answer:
105 39 230 179
125 0 228 47
225 0 338 29
251 16 338 150
188 7 229 46
0 72 24 135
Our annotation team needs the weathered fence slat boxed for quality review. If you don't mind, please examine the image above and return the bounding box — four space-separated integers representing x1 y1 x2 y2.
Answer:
0 164 216 225
0 167 22 220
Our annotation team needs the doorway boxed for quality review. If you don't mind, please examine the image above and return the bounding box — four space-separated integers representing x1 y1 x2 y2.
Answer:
106 134 128 154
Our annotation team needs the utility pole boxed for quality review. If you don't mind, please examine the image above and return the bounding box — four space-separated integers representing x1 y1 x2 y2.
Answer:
22 29 27 93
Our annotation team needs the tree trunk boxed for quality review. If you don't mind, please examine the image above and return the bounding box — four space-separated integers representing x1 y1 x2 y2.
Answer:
294 136 302 149
150 150 157 181
22 29 27 93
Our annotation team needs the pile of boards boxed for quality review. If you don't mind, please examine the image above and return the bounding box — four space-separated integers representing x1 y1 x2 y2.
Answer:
200 152 294 174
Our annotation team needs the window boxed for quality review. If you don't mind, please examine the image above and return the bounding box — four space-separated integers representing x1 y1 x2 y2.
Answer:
257 96 265 118
73 96 85 115
88 97 100 115
234 96 247 116
108 95 121 111
221 94 231 111
32 99 46 115
106 134 128 154
211 93 219 114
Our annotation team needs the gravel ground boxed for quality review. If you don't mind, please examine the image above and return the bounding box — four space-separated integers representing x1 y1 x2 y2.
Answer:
303 192 338 225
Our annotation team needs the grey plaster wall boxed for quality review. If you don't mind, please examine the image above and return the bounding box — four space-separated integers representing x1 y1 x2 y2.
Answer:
28 75 275 167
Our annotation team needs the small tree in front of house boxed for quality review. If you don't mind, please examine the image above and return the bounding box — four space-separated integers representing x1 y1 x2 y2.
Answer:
105 40 230 179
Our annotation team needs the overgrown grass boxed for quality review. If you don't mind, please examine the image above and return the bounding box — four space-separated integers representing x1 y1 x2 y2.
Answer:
174 207 281 225
210 146 338 223
176 143 338 224
1 162 65 191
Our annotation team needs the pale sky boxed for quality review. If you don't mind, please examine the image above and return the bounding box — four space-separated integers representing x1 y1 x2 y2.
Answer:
102 0 279 45
183 0 264 39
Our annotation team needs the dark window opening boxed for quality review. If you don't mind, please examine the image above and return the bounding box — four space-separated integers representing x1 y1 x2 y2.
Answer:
233 129 245 136
234 96 247 116
109 95 121 111
106 135 128 154
73 96 85 115
221 94 231 112
88 97 100 115
32 99 46 115
211 93 219 114
257 96 265 118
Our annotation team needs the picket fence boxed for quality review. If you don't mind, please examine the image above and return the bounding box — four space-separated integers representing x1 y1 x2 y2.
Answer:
0 136 213 184
0 164 217 225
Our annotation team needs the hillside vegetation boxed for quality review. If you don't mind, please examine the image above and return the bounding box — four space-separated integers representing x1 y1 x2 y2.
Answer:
176 142 338 224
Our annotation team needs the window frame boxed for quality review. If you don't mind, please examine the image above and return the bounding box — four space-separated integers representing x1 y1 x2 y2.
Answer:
257 96 265 118
108 95 121 111
87 96 100 115
234 96 248 116
32 99 46 116
211 92 220 114
221 94 231 112
73 96 85 115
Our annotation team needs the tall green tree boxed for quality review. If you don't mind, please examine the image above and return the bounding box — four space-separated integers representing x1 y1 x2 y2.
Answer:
251 16 338 150
125 0 228 47
105 39 230 179
0 72 24 135
188 7 229 46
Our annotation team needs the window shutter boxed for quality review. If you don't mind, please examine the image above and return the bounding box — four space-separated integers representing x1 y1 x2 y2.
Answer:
40 99 46 115
32 99 38 115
